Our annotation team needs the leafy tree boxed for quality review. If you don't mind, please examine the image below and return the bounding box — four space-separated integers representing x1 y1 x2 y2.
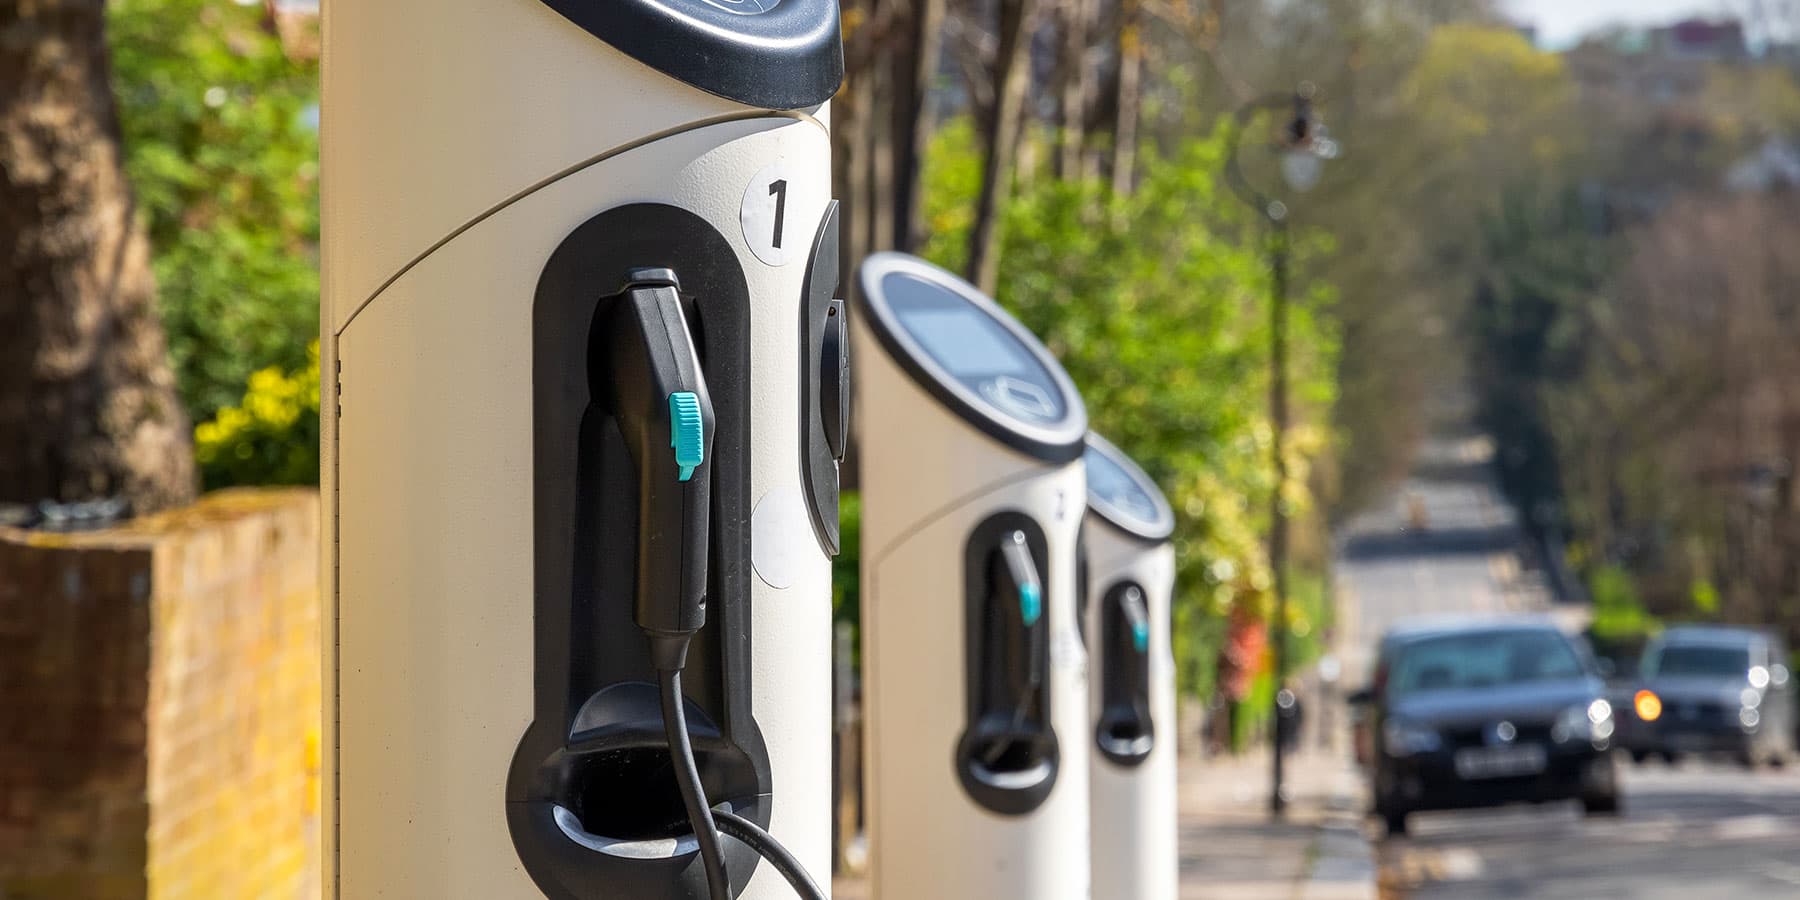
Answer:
919 121 1341 698
109 0 320 423
1546 193 1800 634
1466 186 1609 538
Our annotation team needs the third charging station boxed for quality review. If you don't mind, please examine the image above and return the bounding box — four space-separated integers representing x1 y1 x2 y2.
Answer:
1082 433 1180 900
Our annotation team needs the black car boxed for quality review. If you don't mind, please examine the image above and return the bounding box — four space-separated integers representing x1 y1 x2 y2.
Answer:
1350 619 1620 836
1616 625 1795 767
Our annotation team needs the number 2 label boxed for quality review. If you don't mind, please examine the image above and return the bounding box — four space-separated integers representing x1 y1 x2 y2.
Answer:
741 162 799 266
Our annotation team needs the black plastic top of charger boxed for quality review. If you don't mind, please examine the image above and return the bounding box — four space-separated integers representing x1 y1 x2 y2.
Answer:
538 0 844 111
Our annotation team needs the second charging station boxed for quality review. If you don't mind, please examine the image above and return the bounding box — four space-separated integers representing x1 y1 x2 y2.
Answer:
854 253 1092 899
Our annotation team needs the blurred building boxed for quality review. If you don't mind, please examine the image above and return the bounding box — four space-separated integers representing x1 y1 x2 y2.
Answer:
1560 15 1799 215
1726 138 1800 192
1648 18 1749 61
1563 17 1762 105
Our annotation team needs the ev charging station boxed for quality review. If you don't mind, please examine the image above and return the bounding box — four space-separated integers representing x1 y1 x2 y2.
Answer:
854 253 1092 899
1080 433 1178 900
322 2 845 898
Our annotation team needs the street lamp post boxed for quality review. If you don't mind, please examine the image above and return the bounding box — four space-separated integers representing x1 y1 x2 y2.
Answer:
1224 82 1338 819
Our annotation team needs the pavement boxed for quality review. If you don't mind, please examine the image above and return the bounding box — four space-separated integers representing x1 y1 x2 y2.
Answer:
1175 748 1377 900
830 744 1377 900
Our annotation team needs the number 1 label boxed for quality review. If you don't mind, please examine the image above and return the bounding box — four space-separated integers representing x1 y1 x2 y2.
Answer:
741 162 799 266
768 179 788 249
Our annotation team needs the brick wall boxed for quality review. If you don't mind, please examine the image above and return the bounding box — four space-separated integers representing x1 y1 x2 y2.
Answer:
0 489 321 899
0 538 153 898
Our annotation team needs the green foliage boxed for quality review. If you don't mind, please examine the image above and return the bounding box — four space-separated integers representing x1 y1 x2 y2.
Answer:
1309 22 1583 515
1466 187 1611 537
830 491 864 667
1689 579 1721 617
1233 669 1276 751
110 0 321 423
195 343 321 490
1399 25 1576 169
1172 604 1227 709
833 492 862 628
1697 66 1800 149
1280 569 1333 664
1233 568 1334 749
1588 564 1660 643
918 121 1341 698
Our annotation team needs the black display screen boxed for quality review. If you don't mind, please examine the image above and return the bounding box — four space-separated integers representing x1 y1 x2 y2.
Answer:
1085 444 1161 527
881 271 1068 425
893 308 1034 378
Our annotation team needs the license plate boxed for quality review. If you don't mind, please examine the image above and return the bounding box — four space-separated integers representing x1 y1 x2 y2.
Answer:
1667 734 1710 752
1454 745 1548 779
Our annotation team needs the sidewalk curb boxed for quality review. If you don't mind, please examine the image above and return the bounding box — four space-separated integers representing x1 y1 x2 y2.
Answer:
1297 767 1377 900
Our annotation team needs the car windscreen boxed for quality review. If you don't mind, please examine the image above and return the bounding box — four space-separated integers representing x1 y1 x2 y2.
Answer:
1387 629 1584 698
1642 643 1750 678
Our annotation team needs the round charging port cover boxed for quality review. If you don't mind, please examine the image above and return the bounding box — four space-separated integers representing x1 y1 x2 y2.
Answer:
536 0 844 111
857 252 1087 463
1083 432 1175 544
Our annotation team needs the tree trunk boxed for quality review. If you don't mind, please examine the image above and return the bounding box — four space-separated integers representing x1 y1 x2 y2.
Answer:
1053 0 1095 180
0 0 195 515
1108 0 1143 196
965 0 1040 296
890 0 944 254
836 0 875 299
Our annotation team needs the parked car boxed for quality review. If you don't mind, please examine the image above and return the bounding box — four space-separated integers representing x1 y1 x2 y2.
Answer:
1616 626 1795 768
1349 618 1620 836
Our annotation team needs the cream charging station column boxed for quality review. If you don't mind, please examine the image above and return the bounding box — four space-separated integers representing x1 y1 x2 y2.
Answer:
322 1 847 897
1081 433 1178 900
853 253 1091 899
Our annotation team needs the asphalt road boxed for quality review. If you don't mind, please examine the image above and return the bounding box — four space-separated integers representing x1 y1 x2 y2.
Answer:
1334 432 1558 688
1380 762 1800 899
1334 433 1800 899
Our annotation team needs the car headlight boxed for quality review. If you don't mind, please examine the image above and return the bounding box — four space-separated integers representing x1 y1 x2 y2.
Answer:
1740 688 1764 730
1383 719 1442 756
1553 700 1613 744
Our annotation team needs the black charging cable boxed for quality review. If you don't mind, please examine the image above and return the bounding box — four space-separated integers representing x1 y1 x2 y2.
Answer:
615 275 826 900
654 642 731 900
655 635 827 900
715 810 827 900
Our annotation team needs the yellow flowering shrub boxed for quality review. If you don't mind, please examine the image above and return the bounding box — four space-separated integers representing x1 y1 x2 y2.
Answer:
194 342 321 489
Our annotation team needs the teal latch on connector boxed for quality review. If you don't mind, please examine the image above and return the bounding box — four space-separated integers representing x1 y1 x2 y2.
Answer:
1019 582 1042 627
669 392 705 481
1132 621 1150 653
